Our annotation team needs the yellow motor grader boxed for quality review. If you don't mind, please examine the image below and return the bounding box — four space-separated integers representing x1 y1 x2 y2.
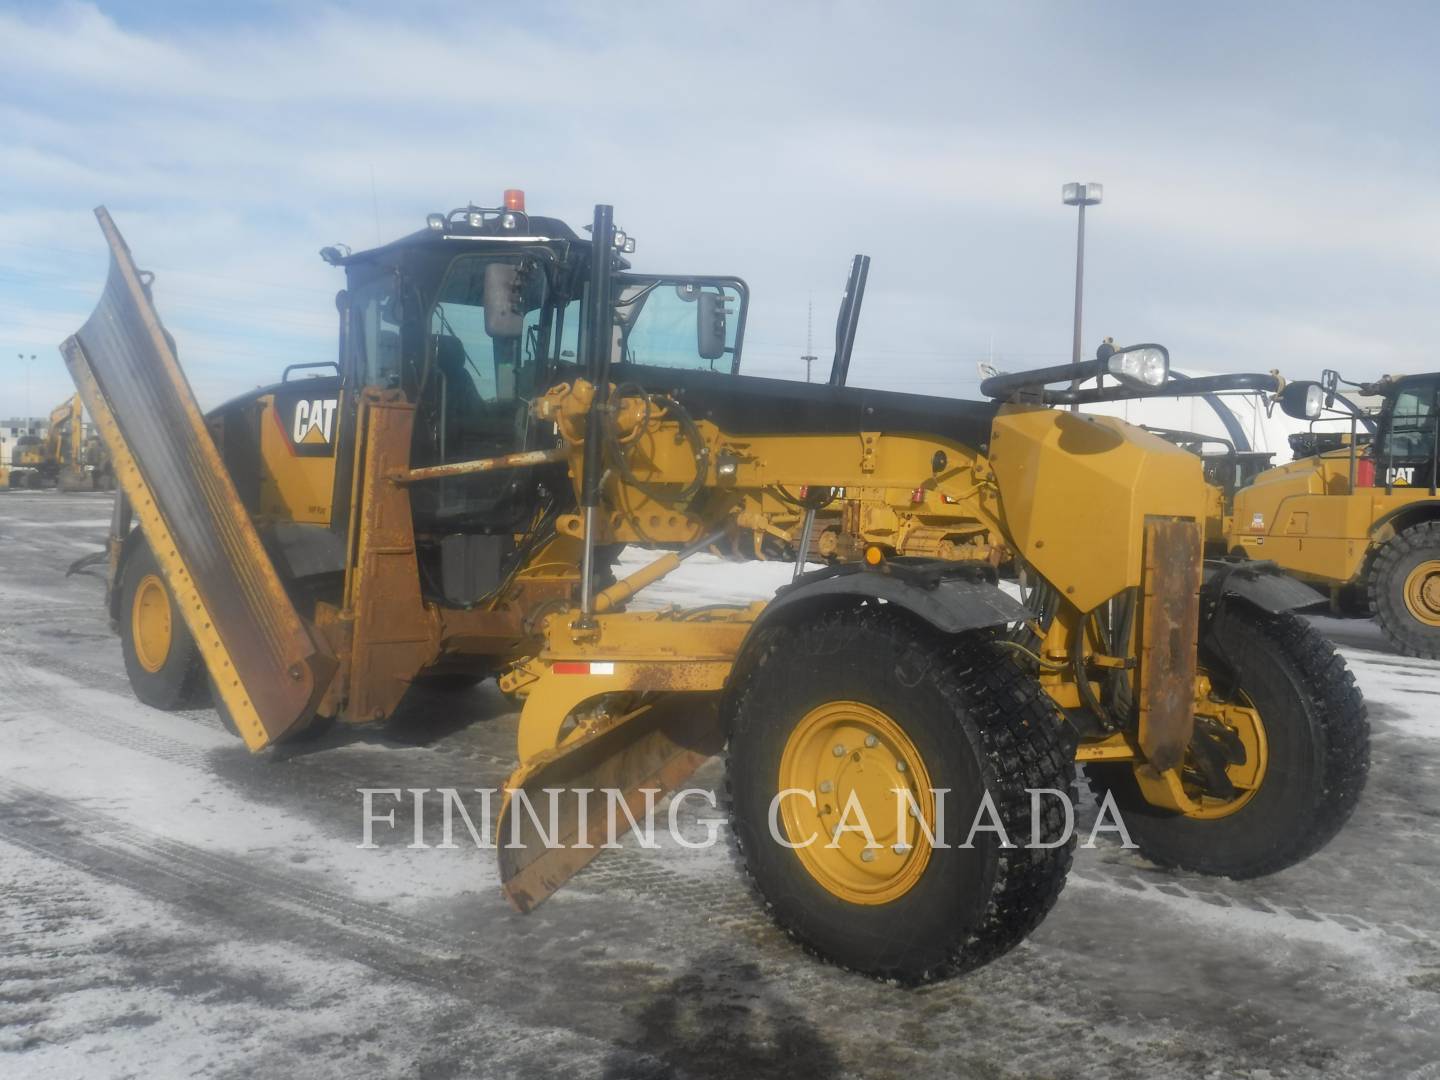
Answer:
63 198 1368 982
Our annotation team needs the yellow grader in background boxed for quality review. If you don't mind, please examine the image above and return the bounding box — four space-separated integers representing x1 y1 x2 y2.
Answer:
5 392 114 491
63 198 1367 982
1218 369 1440 658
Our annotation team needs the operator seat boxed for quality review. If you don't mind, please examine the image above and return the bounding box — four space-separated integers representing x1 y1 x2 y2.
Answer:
432 333 485 459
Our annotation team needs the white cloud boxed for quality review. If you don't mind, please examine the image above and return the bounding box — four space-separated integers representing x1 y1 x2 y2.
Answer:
0 1 1437 418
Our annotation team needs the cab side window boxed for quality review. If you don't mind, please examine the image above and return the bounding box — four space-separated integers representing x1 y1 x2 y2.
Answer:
348 275 404 389
1384 380 1439 463
614 278 744 373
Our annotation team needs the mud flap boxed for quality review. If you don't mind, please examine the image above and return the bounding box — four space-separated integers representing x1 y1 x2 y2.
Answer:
497 696 724 913
1137 517 1203 775
59 208 334 749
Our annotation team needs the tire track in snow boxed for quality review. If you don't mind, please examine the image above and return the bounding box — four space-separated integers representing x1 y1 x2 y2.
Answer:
1066 864 1439 950
5 625 1433 966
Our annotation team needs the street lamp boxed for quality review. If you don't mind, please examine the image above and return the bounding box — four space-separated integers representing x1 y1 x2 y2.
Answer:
17 353 37 426
1062 182 1102 412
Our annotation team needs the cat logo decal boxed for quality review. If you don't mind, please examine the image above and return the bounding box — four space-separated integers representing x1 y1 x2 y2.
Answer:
274 390 341 459
292 398 338 446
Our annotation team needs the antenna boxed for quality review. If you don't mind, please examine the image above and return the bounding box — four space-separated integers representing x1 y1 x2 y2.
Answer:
801 295 817 383
370 165 381 245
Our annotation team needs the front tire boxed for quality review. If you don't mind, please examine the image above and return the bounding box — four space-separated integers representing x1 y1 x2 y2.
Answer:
118 540 210 710
1088 607 1368 878
726 607 1075 983
1369 521 1440 658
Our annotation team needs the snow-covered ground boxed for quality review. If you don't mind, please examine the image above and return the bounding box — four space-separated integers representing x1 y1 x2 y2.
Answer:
2 492 1439 1079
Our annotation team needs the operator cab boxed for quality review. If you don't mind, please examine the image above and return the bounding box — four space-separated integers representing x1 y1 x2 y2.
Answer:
1373 372 1440 488
330 192 751 605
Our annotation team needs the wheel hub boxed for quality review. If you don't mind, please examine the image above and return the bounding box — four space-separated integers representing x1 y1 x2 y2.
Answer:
131 574 172 674
1181 675 1269 820
777 701 935 904
1403 560 1440 627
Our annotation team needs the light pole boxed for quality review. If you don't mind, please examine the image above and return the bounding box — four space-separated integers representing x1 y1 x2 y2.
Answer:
1062 182 1102 413
17 353 37 427
801 296 816 383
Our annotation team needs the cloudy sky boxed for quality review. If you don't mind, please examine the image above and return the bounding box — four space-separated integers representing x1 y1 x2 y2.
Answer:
1 1 1436 419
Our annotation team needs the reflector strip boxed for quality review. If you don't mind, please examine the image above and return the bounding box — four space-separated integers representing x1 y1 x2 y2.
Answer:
552 661 616 675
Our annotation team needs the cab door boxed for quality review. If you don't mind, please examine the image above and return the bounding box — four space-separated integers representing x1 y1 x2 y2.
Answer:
409 252 557 533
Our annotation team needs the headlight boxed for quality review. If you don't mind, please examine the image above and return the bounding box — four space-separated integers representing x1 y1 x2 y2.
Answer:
1278 380 1325 421
1107 345 1169 388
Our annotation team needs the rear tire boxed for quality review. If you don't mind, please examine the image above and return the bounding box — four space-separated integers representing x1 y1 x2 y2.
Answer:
1368 521 1440 658
1087 607 1368 878
726 607 1075 983
118 541 210 710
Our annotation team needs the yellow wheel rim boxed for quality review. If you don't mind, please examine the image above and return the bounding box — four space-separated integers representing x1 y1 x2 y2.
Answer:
1403 560 1440 627
1180 675 1270 820
776 701 935 905
131 574 172 674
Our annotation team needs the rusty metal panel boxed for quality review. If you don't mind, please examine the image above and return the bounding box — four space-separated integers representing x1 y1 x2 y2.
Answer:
344 395 438 722
1137 516 1203 773
60 208 333 748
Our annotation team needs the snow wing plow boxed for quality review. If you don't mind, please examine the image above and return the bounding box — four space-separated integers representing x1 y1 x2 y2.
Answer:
59 208 335 749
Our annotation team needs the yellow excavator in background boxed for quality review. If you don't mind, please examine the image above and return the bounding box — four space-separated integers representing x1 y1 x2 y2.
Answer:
5 393 114 491
63 198 1368 983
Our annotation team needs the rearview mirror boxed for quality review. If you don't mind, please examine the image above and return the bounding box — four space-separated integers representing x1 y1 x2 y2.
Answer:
697 291 727 361
1279 380 1324 420
483 263 524 339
